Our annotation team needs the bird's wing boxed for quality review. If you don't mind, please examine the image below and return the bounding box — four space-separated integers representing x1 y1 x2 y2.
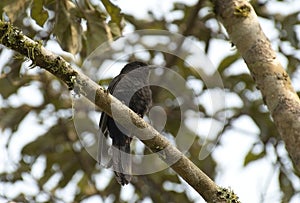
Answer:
99 111 108 137
97 74 124 167
99 74 123 134
107 74 124 93
98 112 111 167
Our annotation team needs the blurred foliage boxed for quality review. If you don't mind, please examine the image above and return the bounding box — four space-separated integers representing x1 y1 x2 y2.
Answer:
0 0 300 202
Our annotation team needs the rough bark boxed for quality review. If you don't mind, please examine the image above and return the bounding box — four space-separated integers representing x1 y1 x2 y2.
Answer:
213 0 300 171
0 20 238 202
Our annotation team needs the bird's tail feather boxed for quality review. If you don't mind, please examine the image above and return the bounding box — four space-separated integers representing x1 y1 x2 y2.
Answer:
97 130 112 168
112 144 132 185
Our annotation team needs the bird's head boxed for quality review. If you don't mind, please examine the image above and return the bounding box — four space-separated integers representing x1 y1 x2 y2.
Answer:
120 61 148 74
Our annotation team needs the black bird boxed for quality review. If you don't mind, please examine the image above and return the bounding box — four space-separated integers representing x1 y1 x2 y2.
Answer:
98 61 152 185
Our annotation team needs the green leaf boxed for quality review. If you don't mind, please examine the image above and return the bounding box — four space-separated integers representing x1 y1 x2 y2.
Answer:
31 0 49 27
39 164 55 186
0 74 32 100
101 0 123 33
108 21 122 38
59 152 78 187
53 1 82 54
218 52 240 73
286 54 300 76
82 11 108 56
0 105 31 132
2 0 29 23
281 12 299 48
77 174 97 197
244 149 266 166
279 170 294 202
0 77 20 98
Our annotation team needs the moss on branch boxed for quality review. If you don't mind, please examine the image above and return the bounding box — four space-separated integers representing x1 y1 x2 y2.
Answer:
0 21 78 90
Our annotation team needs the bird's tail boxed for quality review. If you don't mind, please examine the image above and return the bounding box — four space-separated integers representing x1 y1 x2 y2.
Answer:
112 141 132 185
97 130 112 168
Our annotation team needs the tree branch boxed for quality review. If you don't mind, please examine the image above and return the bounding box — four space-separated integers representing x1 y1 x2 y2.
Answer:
0 20 238 202
213 0 300 171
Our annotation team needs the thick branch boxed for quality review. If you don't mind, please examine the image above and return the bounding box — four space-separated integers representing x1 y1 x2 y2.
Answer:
0 20 237 202
213 0 300 170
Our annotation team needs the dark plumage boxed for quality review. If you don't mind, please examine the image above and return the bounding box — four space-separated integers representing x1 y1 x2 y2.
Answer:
98 61 152 185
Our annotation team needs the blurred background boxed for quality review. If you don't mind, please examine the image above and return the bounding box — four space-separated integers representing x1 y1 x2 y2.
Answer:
0 0 300 202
